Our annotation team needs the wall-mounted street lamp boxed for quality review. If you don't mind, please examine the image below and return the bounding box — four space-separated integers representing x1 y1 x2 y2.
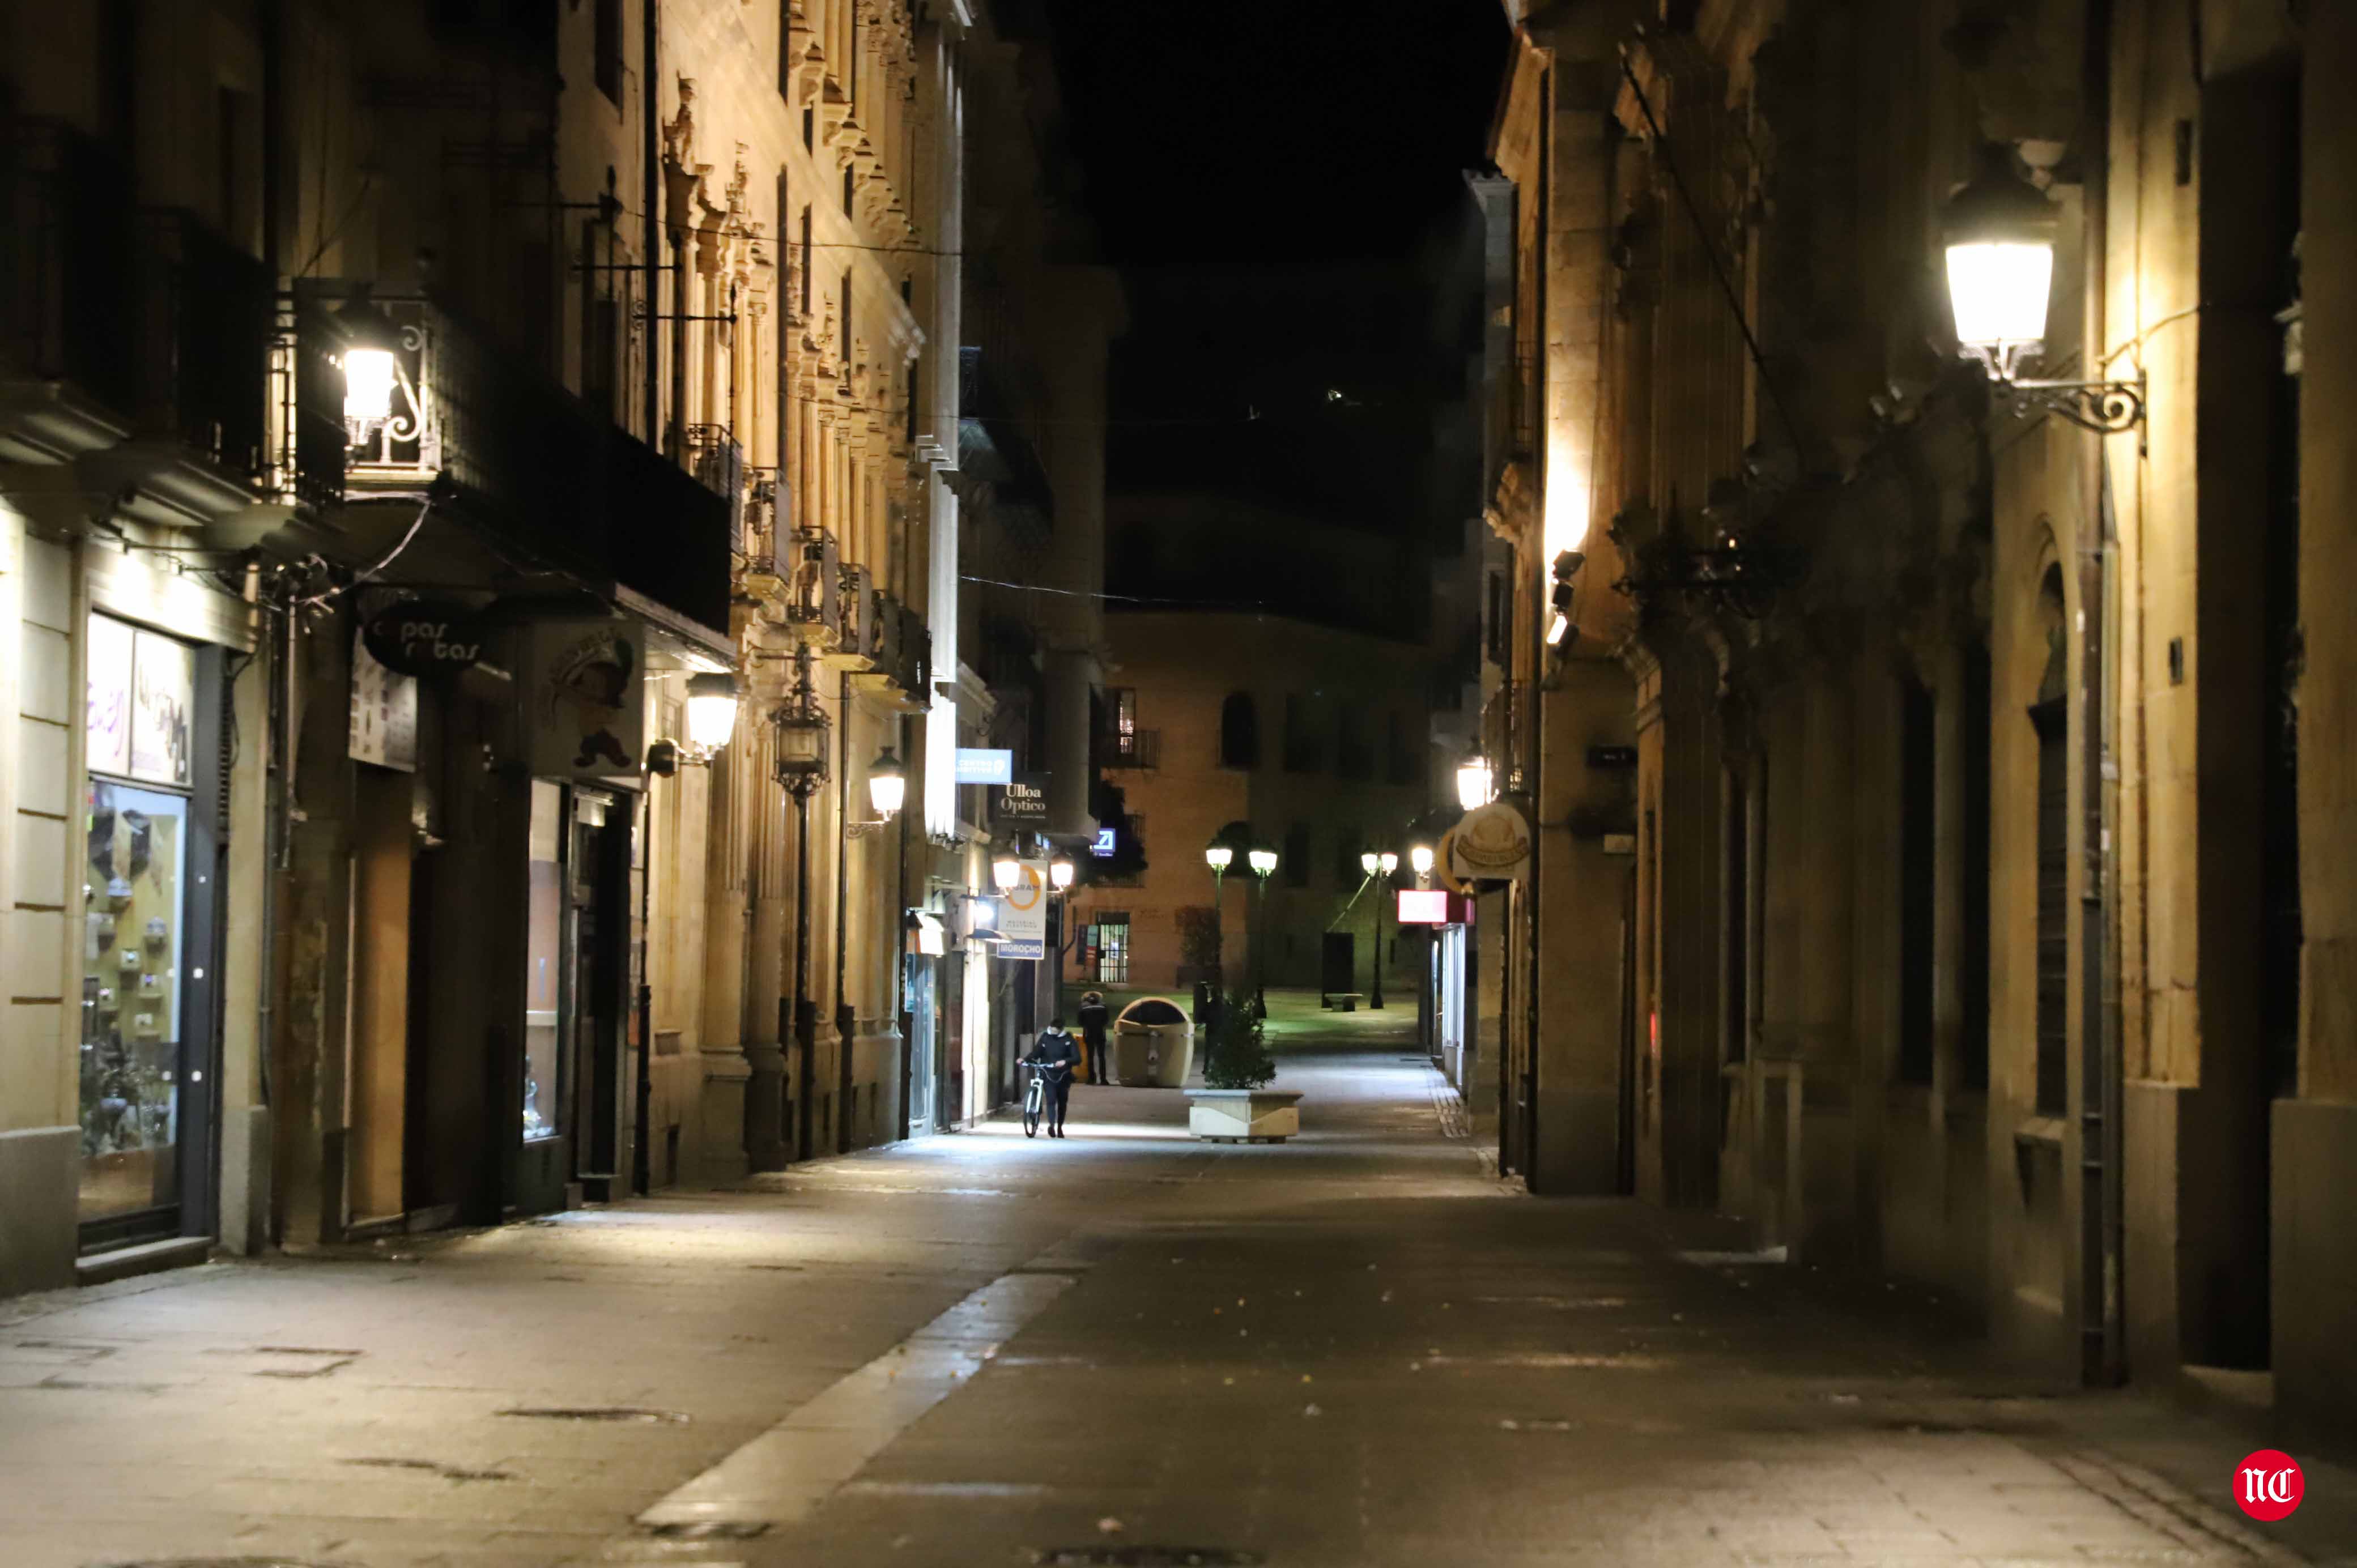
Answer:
685 671 741 755
1545 549 1584 649
867 748 906 819
1049 857 1076 890
992 853 1023 893
1410 843 1436 885
1455 749 1495 813
1943 148 2144 432
845 746 907 840
337 288 402 438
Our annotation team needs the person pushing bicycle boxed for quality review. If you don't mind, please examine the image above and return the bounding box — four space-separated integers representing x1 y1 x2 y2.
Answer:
1026 1017 1082 1138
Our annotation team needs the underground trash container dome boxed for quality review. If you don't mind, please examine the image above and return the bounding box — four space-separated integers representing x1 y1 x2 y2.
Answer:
1110 997 1193 1086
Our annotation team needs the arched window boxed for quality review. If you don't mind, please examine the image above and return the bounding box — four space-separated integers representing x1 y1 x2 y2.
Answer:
1219 692 1259 769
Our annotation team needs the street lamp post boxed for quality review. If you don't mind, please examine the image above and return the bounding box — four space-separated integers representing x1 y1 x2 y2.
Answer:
1247 845 1277 1016
772 645 831 1166
1049 855 1075 1016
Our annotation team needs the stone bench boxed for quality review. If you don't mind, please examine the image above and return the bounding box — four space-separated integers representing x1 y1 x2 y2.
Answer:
1326 993 1365 1013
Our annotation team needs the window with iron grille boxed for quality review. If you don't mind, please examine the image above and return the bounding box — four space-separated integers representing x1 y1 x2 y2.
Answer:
1092 914 1131 986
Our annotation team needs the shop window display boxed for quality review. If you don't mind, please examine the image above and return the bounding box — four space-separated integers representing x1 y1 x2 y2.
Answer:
78 613 199 1221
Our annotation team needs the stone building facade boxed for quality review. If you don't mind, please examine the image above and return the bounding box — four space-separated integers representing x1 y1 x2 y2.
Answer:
1483 0 2347 1421
0 0 1107 1297
1069 606 1431 1002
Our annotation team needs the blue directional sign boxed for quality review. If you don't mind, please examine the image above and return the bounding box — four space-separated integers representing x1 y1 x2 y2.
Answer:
955 747 1013 785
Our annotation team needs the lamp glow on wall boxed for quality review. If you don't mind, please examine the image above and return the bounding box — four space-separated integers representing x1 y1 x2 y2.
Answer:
1543 454 1589 560
1455 749 1494 812
1941 145 2144 432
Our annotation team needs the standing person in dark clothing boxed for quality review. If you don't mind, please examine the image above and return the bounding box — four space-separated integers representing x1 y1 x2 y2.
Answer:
1026 1018 1082 1137
1078 991 1111 1084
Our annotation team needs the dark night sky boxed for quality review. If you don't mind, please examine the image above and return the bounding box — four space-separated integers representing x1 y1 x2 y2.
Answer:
1043 2 1512 263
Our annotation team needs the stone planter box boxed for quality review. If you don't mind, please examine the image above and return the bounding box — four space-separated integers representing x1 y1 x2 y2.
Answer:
1186 1088 1303 1143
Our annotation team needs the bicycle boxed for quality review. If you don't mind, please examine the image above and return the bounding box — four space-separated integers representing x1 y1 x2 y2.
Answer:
1020 1059 1048 1138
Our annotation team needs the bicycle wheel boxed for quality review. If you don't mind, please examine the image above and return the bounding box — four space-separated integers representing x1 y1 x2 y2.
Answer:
1022 1079 1042 1137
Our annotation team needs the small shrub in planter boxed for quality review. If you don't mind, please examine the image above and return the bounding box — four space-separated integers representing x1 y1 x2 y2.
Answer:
1200 990 1276 1090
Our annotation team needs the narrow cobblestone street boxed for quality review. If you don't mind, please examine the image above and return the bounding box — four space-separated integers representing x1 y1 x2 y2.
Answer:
3 1005 2347 1568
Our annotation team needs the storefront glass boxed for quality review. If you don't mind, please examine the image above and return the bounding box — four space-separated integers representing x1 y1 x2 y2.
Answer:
78 615 199 1222
524 780 565 1141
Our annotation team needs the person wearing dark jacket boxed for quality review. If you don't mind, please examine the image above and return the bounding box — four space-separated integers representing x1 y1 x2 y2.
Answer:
1077 991 1111 1084
1027 1019 1081 1137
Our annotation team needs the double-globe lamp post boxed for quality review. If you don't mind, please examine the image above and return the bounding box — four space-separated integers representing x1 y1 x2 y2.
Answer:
1359 849 1398 1009
1203 843 1233 1001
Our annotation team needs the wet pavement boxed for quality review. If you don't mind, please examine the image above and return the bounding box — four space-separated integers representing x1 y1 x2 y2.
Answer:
2 996 2349 1567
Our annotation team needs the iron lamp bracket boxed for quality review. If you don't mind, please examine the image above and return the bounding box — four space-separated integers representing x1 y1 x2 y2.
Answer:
1992 374 2146 434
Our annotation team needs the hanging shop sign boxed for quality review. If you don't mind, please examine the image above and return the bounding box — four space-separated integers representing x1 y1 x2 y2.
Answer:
906 910 948 957
991 772 1050 829
361 598 490 679
955 747 1014 785
349 634 419 772
1448 799 1533 884
527 619 645 782
1089 826 1117 858
1397 889 1475 926
998 859 1049 961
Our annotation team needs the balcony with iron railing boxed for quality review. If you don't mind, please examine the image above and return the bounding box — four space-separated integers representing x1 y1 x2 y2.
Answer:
3 118 272 502
682 422 744 549
3 120 136 439
1099 727 1159 771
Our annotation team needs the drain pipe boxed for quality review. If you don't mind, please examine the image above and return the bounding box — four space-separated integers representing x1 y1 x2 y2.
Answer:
641 0 662 450
632 779 655 1196
2076 0 2125 1388
835 670 854 1153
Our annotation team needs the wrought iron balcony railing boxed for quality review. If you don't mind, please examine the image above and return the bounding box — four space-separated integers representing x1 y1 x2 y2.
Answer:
133 209 273 484
682 422 744 549
1099 728 1159 770
5 121 270 491
1 118 137 416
